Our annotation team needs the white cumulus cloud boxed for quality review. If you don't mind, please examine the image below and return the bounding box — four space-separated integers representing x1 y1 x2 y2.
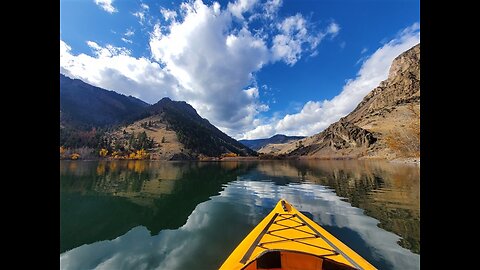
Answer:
94 0 117 13
272 15 340 65
149 0 272 137
160 8 178 22
228 0 259 19
60 40 180 103
263 0 282 19
242 23 420 139
62 0 342 138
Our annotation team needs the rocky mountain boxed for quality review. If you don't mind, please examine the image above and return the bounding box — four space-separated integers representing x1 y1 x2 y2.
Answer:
60 74 255 159
60 74 149 129
114 97 256 159
60 43 419 160
239 134 305 151
286 121 377 157
261 44 420 160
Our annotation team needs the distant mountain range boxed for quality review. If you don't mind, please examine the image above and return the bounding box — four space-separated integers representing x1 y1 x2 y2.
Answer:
60 75 254 159
259 43 420 160
240 134 305 151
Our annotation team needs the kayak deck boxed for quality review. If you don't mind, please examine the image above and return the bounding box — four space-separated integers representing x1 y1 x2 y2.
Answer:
219 200 376 270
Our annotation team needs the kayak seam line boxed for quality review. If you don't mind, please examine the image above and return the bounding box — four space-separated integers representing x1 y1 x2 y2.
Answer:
273 218 318 236
296 214 364 270
267 223 306 233
275 214 302 225
260 233 338 254
240 213 279 264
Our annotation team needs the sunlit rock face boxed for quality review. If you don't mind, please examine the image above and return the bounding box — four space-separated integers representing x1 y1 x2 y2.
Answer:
264 44 420 160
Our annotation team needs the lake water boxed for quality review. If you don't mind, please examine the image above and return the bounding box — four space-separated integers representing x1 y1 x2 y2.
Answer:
60 160 420 270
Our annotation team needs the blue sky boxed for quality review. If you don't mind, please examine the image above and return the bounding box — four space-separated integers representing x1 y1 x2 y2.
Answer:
60 0 419 139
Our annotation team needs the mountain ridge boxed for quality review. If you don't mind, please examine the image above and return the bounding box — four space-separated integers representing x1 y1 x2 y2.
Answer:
60 74 149 129
60 75 255 160
259 43 420 160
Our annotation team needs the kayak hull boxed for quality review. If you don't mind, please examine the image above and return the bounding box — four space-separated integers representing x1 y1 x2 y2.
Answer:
219 200 377 270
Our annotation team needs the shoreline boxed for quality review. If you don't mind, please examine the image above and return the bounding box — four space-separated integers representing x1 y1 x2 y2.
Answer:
389 157 420 165
60 156 420 164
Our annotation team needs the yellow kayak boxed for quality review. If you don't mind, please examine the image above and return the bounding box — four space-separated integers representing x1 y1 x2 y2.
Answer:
219 199 377 270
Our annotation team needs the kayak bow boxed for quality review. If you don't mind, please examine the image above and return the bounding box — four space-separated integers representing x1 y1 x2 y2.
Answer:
219 199 376 270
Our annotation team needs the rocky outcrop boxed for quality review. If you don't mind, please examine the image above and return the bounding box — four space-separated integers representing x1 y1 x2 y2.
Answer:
268 43 420 159
288 121 377 158
345 44 420 124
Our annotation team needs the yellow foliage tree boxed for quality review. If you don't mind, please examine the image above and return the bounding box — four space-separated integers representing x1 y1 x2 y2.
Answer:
135 149 149 159
111 151 120 159
70 153 80 160
99 148 108 157
125 149 150 159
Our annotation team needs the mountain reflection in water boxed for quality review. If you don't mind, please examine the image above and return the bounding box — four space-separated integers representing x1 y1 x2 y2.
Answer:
60 160 419 270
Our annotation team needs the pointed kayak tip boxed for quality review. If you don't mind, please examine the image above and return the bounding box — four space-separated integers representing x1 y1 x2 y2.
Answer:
279 199 292 212
220 199 377 270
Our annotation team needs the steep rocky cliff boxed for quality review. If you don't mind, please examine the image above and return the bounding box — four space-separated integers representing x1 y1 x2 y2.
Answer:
261 44 420 160
345 44 420 125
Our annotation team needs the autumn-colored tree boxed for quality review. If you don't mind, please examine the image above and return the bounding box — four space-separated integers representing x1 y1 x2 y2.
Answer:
135 149 149 159
111 151 121 159
99 148 108 157
222 153 238 157
125 149 150 159
70 153 80 160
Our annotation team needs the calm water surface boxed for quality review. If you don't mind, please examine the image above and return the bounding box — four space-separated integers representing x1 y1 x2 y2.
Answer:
60 160 420 270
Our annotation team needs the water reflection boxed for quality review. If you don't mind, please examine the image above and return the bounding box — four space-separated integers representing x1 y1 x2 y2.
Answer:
60 161 256 253
60 160 419 269
256 160 420 253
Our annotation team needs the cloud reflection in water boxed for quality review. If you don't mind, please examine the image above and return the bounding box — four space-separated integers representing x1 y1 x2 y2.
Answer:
61 179 419 270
